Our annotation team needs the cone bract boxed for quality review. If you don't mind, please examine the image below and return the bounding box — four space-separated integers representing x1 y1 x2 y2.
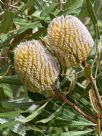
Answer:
14 40 60 95
48 15 94 67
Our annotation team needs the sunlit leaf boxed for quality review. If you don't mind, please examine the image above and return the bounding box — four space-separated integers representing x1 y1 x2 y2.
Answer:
23 102 48 123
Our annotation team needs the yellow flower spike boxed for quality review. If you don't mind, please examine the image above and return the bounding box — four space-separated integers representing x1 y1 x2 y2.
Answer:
14 40 60 96
48 15 94 68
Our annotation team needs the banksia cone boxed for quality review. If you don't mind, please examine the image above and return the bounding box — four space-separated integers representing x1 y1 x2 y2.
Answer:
14 40 60 96
48 15 94 67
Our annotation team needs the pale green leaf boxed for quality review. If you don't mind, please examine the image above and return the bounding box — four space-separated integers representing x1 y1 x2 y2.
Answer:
46 129 93 136
23 102 48 123
0 110 25 119
36 104 63 123
0 121 20 130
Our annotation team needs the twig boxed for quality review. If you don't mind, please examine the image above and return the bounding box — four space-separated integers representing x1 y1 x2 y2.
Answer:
4 0 20 9
9 5 18 9
59 0 66 11
97 117 101 136
89 75 102 110
82 62 102 111
13 0 21 6
4 0 11 9
54 88 96 124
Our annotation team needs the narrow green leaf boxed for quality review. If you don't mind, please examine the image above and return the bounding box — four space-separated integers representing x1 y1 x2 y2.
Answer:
0 121 19 130
0 10 14 33
0 76 22 85
70 121 95 126
0 110 24 119
19 0 37 12
60 0 83 15
46 129 93 136
51 118 95 127
64 0 83 10
0 63 12 76
36 105 63 123
2 99 33 110
14 21 40 28
31 28 46 40
23 102 48 123
0 83 13 98
40 3 58 18
86 0 97 24
86 0 100 39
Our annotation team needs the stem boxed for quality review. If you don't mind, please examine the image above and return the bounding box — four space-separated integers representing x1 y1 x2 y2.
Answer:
54 88 96 124
82 62 102 112
97 118 101 136
89 75 102 110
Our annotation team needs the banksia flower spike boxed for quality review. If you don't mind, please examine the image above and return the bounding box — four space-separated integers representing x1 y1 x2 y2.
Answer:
14 40 60 96
48 15 94 68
